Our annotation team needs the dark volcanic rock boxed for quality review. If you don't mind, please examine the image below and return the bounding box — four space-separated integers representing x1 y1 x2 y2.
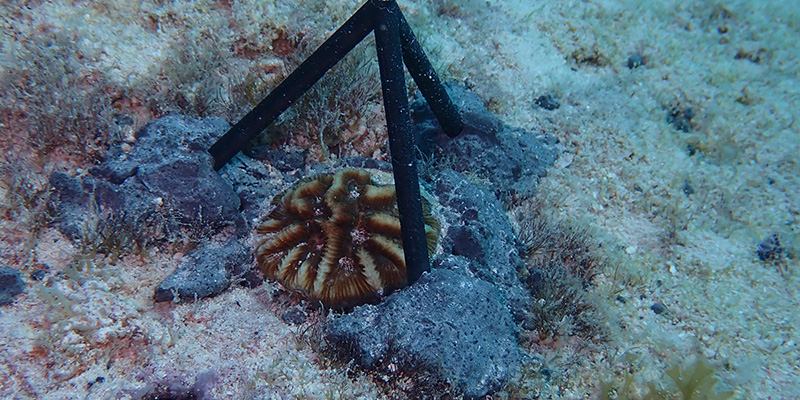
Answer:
138 157 240 229
154 239 252 302
0 266 25 306
243 146 307 172
47 115 288 302
96 115 228 178
412 82 558 199
48 171 124 240
49 115 243 243
325 269 522 399
431 170 529 314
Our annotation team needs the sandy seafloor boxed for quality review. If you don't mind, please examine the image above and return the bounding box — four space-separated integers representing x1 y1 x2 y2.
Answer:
1 0 798 399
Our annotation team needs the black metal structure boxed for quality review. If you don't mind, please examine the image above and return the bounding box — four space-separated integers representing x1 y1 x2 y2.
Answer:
208 0 462 284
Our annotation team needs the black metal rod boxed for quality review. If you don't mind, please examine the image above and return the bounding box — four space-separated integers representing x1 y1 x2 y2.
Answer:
208 1 379 170
397 6 463 138
206 0 458 285
373 0 430 284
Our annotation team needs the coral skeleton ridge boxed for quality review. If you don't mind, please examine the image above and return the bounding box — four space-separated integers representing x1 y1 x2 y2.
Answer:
256 168 438 308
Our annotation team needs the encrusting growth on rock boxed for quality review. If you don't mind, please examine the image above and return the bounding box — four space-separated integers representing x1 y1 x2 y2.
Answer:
256 168 438 308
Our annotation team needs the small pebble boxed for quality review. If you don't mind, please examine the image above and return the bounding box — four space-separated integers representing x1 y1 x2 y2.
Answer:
687 143 698 156
651 302 668 315
281 309 307 326
682 180 694 196
29 268 49 281
667 107 694 132
534 93 560 111
626 53 644 69
757 234 785 263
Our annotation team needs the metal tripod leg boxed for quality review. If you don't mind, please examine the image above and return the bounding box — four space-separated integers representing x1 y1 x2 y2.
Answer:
207 0 463 285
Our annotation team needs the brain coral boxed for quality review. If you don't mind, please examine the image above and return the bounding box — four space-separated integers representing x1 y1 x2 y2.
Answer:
256 169 438 308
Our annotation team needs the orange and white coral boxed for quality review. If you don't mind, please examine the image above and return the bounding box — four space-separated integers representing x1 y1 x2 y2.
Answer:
255 169 438 308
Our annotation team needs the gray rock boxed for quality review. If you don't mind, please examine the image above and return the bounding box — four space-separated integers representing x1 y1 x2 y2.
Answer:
154 239 252 302
137 155 241 230
217 152 284 221
94 115 230 180
243 146 307 172
431 170 530 316
48 171 124 240
0 266 25 306
325 269 522 399
49 115 243 244
412 82 558 199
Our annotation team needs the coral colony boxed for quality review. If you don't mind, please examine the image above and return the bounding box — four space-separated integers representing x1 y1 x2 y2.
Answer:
255 169 439 308
208 0 462 288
